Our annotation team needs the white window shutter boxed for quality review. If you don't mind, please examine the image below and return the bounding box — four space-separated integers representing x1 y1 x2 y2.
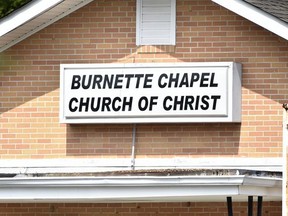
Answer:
136 0 176 45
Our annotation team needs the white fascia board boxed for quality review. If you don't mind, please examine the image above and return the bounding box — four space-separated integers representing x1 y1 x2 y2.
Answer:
134 157 283 171
0 0 63 37
0 157 282 174
212 0 288 41
240 177 282 198
243 176 282 188
0 176 281 203
239 185 282 197
0 0 94 52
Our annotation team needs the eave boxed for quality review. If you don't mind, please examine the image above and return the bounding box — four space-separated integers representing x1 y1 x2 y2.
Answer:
0 175 281 203
0 0 94 52
212 0 288 41
1 0 288 53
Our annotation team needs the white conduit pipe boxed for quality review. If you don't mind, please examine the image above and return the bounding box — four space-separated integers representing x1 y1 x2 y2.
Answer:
131 124 137 170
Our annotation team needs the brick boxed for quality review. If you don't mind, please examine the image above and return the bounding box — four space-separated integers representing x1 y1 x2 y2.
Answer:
0 0 286 162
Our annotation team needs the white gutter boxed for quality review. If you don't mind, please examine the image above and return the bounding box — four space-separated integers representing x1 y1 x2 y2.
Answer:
212 0 288 41
0 176 246 186
0 175 281 203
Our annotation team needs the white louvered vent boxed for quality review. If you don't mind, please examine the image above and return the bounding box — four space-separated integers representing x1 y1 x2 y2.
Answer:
136 0 176 45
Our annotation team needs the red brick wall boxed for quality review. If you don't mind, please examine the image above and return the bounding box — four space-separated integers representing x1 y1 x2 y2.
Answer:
0 202 281 216
0 0 288 159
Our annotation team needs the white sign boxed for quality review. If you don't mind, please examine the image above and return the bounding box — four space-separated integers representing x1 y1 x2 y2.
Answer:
60 63 241 123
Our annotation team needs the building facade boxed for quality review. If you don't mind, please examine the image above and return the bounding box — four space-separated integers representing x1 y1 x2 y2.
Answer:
0 0 287 215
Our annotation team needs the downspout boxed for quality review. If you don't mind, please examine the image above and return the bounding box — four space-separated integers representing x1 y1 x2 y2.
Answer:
282 103 288 216
131 124 137 170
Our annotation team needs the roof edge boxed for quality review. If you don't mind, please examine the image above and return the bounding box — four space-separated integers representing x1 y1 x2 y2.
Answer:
212 0 288 41
0 175 281 203
0 157 283 174
0 0 63 37
0 0 94 53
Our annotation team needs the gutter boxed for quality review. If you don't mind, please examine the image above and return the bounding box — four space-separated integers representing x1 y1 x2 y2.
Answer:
0 175 281 203
0 175 247 187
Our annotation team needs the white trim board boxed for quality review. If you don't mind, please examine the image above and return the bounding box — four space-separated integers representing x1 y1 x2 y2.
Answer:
0 157 282 174
0 0 63 37
1 0 288 53
0 175 281 203
0 0 94 52
212 0 288 41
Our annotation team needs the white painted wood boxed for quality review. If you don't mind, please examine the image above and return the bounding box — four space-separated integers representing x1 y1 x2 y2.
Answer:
0 0 94 52
0 176 281 203
0 0 63 37
0 157 282 174
212 0 288 41
136 0 176 45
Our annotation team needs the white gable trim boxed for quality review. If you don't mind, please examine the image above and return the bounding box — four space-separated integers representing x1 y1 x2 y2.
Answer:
0 0 94 53
0 0 63 37
212 0 288 41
